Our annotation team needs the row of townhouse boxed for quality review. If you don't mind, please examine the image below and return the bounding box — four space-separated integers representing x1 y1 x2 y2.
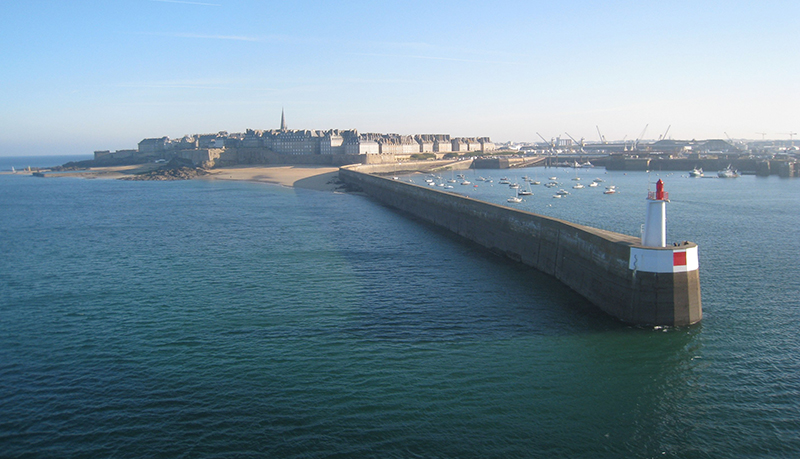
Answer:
95 118 496 162
132 131 495 157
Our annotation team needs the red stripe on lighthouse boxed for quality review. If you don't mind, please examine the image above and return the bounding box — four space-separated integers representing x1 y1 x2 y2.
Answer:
673 251 687 266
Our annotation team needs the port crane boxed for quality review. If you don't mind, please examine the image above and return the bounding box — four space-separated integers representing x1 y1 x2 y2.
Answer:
779 132 797 144
633 124 649 151
536 132 556 152
756 132 767 140
658 125 671 141
536 132 562 165
596 125 607 144
564 132 586 153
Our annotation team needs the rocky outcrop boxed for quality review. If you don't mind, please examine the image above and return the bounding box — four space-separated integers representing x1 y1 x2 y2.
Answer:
119 158 209 181
119 167 209 181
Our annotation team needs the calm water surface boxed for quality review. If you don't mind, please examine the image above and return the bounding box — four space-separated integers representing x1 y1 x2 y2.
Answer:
1 162 799 458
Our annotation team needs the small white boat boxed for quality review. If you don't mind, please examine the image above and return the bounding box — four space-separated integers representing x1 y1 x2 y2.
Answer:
509 183 519 189
592 177 604 183
461 180 472 185
552 194 562 198
689 167 704 177
588 182 598 187
507 196 523 203
718 165 739 178
604 185 617 194
556 189 569 196
548 176 557 180
499 177 510 184
531 180 541 185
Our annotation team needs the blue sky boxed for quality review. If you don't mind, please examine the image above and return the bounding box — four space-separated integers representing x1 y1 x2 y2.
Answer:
1 0 798 156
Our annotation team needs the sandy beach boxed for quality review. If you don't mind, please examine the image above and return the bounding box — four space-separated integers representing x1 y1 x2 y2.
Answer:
203 165 341 191
4 164 343 192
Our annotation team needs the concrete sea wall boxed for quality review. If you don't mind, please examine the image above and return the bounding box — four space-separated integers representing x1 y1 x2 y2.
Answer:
340 165 702 326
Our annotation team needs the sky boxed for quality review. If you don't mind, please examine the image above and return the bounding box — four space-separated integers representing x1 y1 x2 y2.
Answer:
1 0 798 156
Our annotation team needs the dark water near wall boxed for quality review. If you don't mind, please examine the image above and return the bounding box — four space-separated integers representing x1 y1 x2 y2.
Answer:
1 163 800 458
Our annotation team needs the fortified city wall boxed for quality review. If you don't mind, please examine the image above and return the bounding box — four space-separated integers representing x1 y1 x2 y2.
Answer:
339 164 702 327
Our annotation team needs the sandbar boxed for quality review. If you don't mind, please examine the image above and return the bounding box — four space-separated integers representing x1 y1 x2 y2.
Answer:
203 166 341 191
4 164 344 192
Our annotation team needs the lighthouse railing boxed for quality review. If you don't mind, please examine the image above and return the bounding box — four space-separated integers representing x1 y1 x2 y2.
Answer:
647 191 669 201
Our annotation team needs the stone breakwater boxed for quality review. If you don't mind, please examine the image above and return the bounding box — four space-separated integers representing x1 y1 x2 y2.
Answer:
339 164 701 327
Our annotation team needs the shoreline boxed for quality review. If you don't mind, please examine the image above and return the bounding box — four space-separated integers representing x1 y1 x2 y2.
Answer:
1 164 344 192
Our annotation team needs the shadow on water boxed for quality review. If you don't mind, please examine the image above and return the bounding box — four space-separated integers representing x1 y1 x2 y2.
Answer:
333 194 679 341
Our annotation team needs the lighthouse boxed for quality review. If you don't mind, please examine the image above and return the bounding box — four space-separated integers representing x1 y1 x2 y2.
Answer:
642 179 668 247
625 178 702 325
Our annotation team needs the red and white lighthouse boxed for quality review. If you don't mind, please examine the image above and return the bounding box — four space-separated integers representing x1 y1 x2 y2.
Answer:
642 179 668 247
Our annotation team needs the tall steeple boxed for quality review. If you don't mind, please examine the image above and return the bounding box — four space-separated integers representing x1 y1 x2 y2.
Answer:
280 107 287 131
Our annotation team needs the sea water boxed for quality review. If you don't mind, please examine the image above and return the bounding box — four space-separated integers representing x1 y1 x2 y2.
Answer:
1 161 799 458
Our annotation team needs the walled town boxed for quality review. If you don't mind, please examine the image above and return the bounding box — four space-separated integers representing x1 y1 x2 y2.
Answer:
93 111 495 169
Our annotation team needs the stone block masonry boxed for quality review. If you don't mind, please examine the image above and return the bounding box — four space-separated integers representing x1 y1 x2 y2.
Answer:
340 165 702 326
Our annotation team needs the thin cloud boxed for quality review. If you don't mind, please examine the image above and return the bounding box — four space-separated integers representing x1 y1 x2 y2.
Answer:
350 52 520 66
116 79 278 91
150 0 220 6
339 77 429 85
132 31 292 43
169 32 260 42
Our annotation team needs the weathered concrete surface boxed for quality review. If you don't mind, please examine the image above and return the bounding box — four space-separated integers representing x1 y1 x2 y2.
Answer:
340 165 702 326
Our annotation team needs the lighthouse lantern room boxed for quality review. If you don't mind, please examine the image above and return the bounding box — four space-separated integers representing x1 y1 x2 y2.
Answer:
642 179 669 247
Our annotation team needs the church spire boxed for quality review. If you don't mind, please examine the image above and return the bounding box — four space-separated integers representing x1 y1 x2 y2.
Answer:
280 108 287 131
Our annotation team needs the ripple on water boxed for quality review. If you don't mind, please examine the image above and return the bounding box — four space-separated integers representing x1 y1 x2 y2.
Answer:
1 175 799 458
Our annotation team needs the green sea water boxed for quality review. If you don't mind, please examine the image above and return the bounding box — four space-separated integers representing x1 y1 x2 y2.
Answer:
1 163 799 458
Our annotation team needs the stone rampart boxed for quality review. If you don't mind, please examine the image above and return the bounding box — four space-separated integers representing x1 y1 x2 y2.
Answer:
339 165 702 326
